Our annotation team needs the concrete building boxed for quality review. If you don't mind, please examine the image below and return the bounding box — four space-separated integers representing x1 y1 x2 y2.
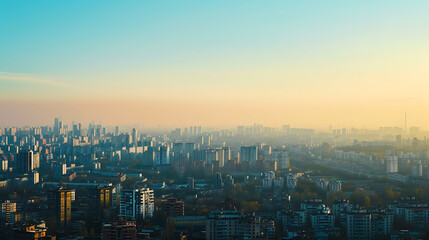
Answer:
161 198 185 217
120 188 154 220
404 207 429 229
332 199 349 216
206 211 275 240
346 210 372 240
412 161 423 177
286 173 297 189
385 156 399 173
272 148 289 170
49 187 74 231
277 210 306 229
273 178 284 189
311 213 334 233
1 200 16 224
16 150 33 173
32 152 40 170
329 180 342 192
102 218 136 240
187 177 195 190
345 209 394 240
240 146 258 166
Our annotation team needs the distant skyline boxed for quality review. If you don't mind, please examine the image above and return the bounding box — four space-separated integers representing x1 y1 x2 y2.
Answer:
1 1 429 128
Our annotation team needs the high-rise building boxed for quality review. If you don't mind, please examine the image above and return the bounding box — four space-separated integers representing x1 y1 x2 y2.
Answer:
1 200 17 224
120 188 154 220
54 118 59 135
173 142 184 154
1 159 8 172
206 149 218 164
91 186 114 220
385 156 398 173
240 146 258 167
159 146 170 165
16 150 33 174
30 171 39 184
187 177 195 190
223 147 231 162
185 143 195 154
214 172 224 188
286 173 297 189
54 117 63 135
32 152 40 170
272 148 289 170
49 187 74 231
72 122 79 137
131 128 138 145
216 148 224 167
53 163 67 181
115 126 119 136
150 146 170 166
412 161 423 177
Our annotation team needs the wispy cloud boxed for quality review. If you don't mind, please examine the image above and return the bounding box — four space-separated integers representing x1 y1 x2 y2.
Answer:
0 72 77 88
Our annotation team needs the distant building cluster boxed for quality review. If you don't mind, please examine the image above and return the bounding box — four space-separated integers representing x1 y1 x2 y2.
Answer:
0 120 428 238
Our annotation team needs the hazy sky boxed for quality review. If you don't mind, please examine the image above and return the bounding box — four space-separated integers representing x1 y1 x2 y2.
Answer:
1 1 429 129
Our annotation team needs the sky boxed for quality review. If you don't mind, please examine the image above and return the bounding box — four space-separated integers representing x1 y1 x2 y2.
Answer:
1 0 429 129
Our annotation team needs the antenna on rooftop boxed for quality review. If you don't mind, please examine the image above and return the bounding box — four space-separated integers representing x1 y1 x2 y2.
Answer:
404 112 407 135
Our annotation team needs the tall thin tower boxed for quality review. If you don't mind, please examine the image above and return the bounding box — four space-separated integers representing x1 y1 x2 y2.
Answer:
404 112 407 135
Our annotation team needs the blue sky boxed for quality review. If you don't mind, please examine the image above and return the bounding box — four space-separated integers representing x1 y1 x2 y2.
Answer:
2 0 426 76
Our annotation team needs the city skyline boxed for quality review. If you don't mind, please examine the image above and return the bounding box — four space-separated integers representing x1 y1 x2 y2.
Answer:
3 2 429 239
0 114 425 133
2 1 429 128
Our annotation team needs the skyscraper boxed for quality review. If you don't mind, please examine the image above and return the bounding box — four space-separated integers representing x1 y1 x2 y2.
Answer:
16 150 33 173
159 146 170 165
115 126 119 136
53 117 63 135
131 128 137 145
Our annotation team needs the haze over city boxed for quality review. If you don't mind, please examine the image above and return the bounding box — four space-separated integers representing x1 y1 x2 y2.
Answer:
2 2 429 240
